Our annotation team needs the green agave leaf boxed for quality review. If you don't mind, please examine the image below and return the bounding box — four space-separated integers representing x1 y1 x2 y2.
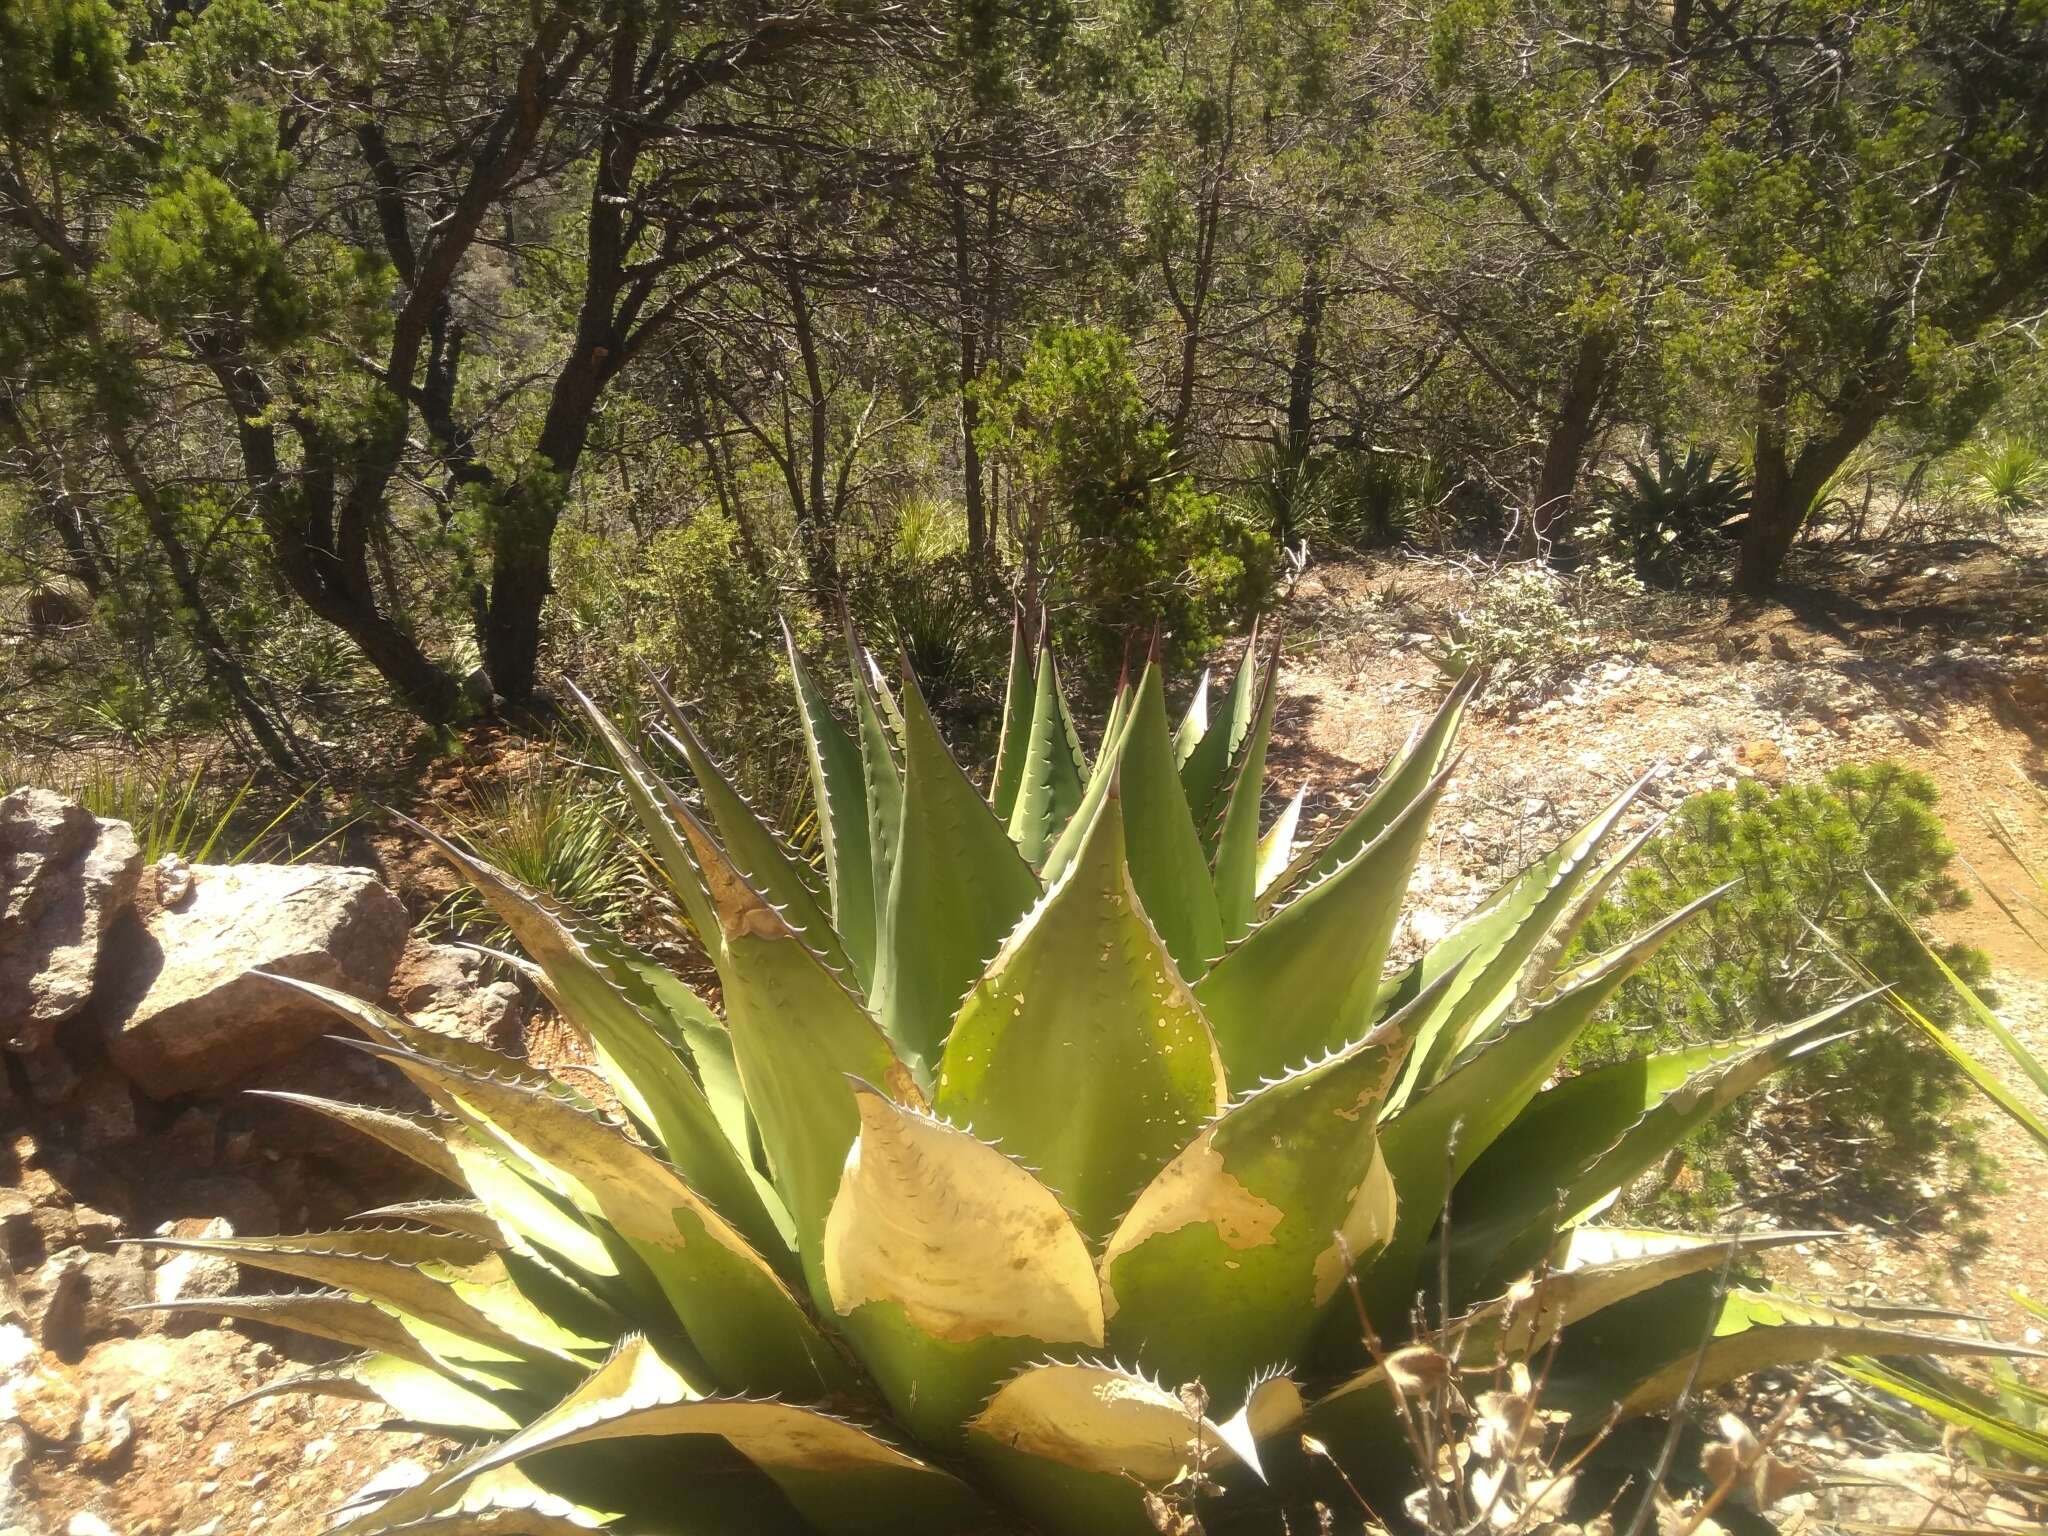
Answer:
387 835 787 1267
1265 669 1475 908
965 1362 1253 1536
1350 885 1727 1333
644 670 845 966
442 1133 623 1286
1447 996 1868 1296
354 1200 508 1242
564 678 720 956
1210 636 1282 942
936 785 1227 1241
1450 1226 1826 1365
1837 1357 2048 1464
601 947 763 1204
1383 767 1657 1112
1179 625 1262 841
869 659 1041 1073
1006 640 1088 867
357 1352 526 1433
1195 757 1454 1085
1255 783 1306 898
343 1464 612 1535
135 1290 440 1366
1545 1277 2043 1428
1109 659 1226 975
357 1038 851 1401
684 808 922 1306
846 626 904 962
822 1085 1104 1445
135 1232 539 1365
1172 667 1210 767
248 1090 464 1184
785 619 878 991
1097 1019 1410 1408
354 1337 988 1536
990 609 1036 821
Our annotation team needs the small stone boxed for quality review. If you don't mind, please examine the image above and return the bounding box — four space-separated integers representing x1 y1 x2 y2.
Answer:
147 1218 239 1333
0 790 143 1055
153 854 193 908
67 1516 117 1536
73 1397 133 1469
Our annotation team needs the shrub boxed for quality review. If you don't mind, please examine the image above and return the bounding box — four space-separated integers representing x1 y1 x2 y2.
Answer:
971 323 1273 677
1425 554 1647 708
1568 762 1992 1219
1609 445 1750 588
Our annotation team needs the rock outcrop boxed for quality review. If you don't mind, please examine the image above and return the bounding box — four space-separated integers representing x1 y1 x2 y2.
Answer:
0 792 141 1057
99 864 408 1099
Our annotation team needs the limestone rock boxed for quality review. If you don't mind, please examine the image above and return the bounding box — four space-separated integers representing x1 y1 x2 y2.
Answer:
100 864 407 1098
386 937 525 1049
0 791 141 1056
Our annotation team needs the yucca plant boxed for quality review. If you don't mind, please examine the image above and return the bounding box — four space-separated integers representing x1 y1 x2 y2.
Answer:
145 622 2026 1535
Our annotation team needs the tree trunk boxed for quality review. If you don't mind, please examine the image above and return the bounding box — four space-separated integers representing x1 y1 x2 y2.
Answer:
1273 246 1327 548
1737 364 1887 595
784 262 840 599
1530 327 1615 550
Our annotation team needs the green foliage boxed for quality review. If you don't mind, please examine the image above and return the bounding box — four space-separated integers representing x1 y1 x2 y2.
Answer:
0 753 324 864
1950 435 2048 524
432 761 644 946
972 323 1273 675
187 641 2031 1536
1570 762 1992 1216
1611 446 1750 588
1425 555 1646 706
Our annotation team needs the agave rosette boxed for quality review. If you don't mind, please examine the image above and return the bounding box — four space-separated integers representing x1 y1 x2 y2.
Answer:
150 623 2028 1534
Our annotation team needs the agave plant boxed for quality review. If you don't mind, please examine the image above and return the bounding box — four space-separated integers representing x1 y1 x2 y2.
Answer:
146 623 2024 1535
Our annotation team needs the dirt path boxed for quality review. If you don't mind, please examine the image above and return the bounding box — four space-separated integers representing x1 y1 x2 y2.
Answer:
1266 553 2048 1347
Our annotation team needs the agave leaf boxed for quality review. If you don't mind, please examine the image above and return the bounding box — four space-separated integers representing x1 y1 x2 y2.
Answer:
1195 757 1454 1085
1350 887 1726 1333
357 1039 851 1400
644 671 845 963
1179 628 1262 840
1109 660 1226 975
990 610 1037 821
1038 678 1135 888
1098 1018 1410 1407
966 1362 1253 1536
1547 1278 2043 1428
355 1337 988 1536
1450 1227 1826 1365
441 1135 622 1285
1383 768 1657 1112
823 1086 1105 1445
685 812 922 1307
785 620 878 991
869 660 1042 1073
354 1201 507 1242
1836 1357 2048 1464
1266 670 1475 907
1209 639 1282 941
135 1233 538 1364
1447 998 1867 1296
135 1290 440 1365
845 627 904 954
1254 784 1306 898
248 1091 463 1184
1006 641 1088 867
601 947 763 1198
937 786 1227 1241
1173 668 1211 767
565 679 720 955
342 1464 612 1535
384 840 788 1266
357 1353 526 1433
